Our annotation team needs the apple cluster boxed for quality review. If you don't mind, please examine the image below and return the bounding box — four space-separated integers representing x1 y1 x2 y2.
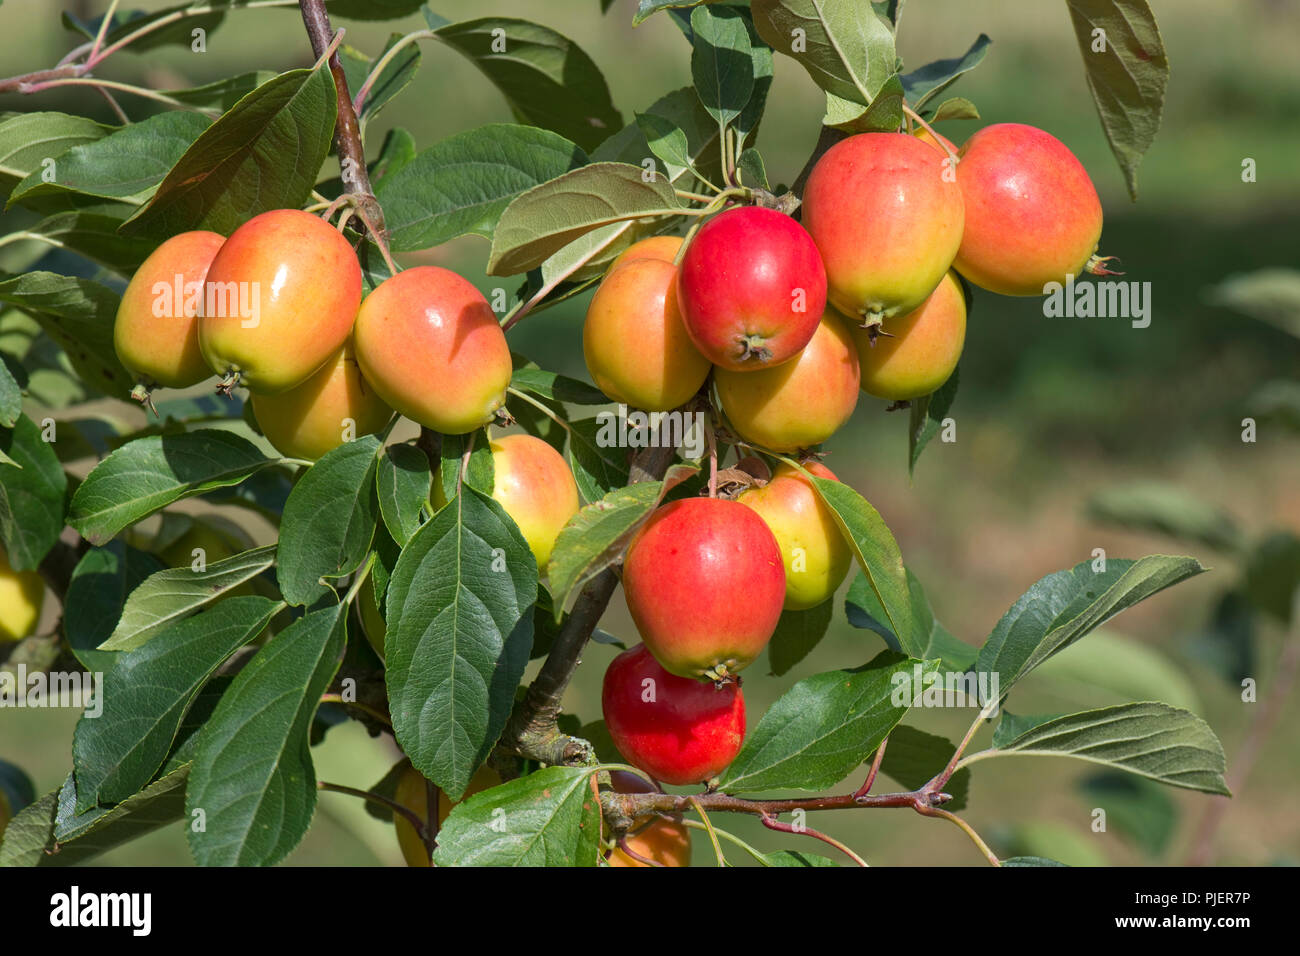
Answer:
594 123 1109 823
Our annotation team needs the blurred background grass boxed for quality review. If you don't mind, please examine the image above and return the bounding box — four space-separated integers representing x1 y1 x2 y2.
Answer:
1 0 1297 866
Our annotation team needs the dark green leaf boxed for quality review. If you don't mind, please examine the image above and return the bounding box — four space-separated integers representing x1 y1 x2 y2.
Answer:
1066 0 1169 200
0 414 66 569
432 18 621 153
162 71 278 111
878 724 969 811
751 0 896 107
63 542 163 671
437 429 495 504
510 367 608 406
375 124 586 254
717 651 933 794
98 545 277 651
567 416 631 505
433 766 600 866
72 596 278 808
1242 531 1300 623
767 602 833 676
123 67 336 236
15 208 156 275
376 442 431 546
908 364 958 474
68 429 274 545
901 34 991 110
385 487 536 800
277 436 382 606
0 112 109 202
690 4 755 129
342 33 421 123
1079 771 1177 856
185 603 347 866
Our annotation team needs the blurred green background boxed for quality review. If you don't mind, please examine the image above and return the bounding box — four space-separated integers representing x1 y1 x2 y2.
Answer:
1 0 1297 866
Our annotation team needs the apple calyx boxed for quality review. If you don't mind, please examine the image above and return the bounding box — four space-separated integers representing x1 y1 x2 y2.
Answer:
1085 254 1124 277
735 333 774 365
216 369 242 397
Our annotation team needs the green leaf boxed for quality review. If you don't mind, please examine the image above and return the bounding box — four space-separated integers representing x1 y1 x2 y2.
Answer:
878 725 969 811
1206 268 1300 339
437 429 495 504
809 475 921 656
975 556 1206 697
510 367 608 406
123 66 336 236
1000 855 1070 867
376 442 431 546
546 480 669 618
824 73 904 133
566 416 631 505
763 849 840 866
846 568 975 670
0 358 22 428
1066 0 1169 200
717 651 934 794
1 767 190 867
432 18 622 153
385 487 537 800
1085 482 1244 554
1079 771 1177 856
68 430 274 545
15 208 157 275
976 701 1229 795
342 33 421 123
929 97 981 122
0 414 67 570
63 543 163 672
901 34 991 110
433 766 600 866
327 0 427 19
633 0 712 25
767 602 833 676
162 71 278 111
98 545 277 652
487 162 682 276
185 603 347 866
63 4 227 52
375 124 586 254
690 4 755 129
8 111 211 209
0 271 132 400
0 111 109 202
991 711 1062 749
751 0 896 108
597 86 723 191
277 437 382 606
72 597 278 809
908 364 958 474
737 147 769 190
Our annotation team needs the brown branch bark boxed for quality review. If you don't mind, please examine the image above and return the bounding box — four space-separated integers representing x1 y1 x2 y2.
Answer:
297 0 386 236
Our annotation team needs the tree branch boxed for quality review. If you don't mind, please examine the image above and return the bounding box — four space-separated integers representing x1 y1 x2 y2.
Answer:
297 0 385 237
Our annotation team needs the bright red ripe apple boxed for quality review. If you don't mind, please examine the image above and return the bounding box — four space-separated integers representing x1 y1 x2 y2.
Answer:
801 132 964 327
353 266 512 434
602 644 745 786
584 257 711 412
198 208 362 393
675 206 826 371
852 270 966 400
954 123 1106 296
714 309 859 452
115 230 224 402
622 497 785 680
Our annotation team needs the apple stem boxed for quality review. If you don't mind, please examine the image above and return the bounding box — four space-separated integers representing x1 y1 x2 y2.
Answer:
902 103 960 169
760 812 869 867
852 734 889 800
706 417 718 499
1085 253 1125 277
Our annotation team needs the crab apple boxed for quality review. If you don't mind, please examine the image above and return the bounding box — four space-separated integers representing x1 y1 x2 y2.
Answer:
353 266 511 434
584 257 710 412
675 206 827 371
392 763 501 867
605 771 691 868
953 123 1107 296
358 576 386 659
251 341 391 461
852 270 965 401
198 208 361 393
431 433 579 569
738 463 852 611
114 230 225 401
608 234 683 273
602 644 745 786
622 497 785 680
0 545 44 642
714 310 859 453
485 433 580 569
801 132 964 327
